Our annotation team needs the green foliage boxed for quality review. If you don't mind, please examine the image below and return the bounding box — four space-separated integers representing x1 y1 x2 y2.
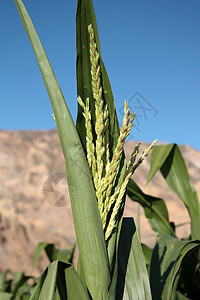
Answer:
127 179 175 237
115 218 152 299
0 270 37 299
147 144 200 298
150 235 200 299
12 0 200 299
32 243 75 272
147 144 200 240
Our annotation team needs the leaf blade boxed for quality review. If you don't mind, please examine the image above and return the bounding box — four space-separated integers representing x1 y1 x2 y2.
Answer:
147 144 200 239
127 179 175 237
14 1 110 298
30 261 90 300
32 242 75 272
146 144 174 184
30 261 58 300
150 234 200 299
65 265 90 300
116 218 152 300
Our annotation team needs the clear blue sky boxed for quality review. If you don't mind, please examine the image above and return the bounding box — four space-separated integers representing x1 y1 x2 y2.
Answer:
1 0 200 150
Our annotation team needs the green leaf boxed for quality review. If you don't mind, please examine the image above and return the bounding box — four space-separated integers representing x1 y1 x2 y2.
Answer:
0 270 35 298
53 289 61 300
146 144 174 184
106 217 124 300
141 244 153 268
116 218 152 300
77 256 87 289
65 265 90 300
175 291 191 300
0 271 12 293
150 234 200 299
12 272 31 296
32 242 75 271
14 1 110 298
30 261 59 300
147 144 200 240
178 246 200 299
127 179 175 237
76 0 121 154
0 292 13 300
30 261 89 300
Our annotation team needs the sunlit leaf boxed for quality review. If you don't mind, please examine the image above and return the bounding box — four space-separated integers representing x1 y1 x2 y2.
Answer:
30 261 90 300
127 179 175 237
147 144 200 239
116 218 152 300
14 1 110 298
30 261 58 300
146 144 174 184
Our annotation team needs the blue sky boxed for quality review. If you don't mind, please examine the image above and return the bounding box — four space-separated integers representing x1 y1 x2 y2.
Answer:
1 0 200 150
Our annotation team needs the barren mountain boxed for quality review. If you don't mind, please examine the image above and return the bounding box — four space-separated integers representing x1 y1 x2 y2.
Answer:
0 130 199 276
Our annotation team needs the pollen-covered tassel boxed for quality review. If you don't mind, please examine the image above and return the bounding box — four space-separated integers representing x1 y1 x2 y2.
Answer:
88 24 109 218
131 139 157 175
104 140 156 241
103 101 135 204
77 96 98 187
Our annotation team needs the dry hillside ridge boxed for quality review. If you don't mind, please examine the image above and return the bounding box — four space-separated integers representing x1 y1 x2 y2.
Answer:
0 130 199 276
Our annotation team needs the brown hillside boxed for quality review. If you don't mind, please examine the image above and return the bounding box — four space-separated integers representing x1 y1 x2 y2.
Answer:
0 130 199 276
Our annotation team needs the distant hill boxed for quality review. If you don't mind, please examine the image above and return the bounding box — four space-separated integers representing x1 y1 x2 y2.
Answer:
0 130 199 276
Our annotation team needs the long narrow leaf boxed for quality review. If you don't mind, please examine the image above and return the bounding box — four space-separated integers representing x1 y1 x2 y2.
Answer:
0 293 13 300
77 256 87 289
65 265 90 300
30 261 90 300
175 291 191 300
12 272 31 296
147 144 200 240
107 216 124 300
141 244 153 272
32 242 75 271
146 144 174 184
150 234 200 299
76 0 121 153
30 261 58 300
177 246 200 299
116 218 152 300
127 179 175 237
14 1 110 298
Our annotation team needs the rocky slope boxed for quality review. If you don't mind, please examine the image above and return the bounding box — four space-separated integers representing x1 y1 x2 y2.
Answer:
0 130 199 276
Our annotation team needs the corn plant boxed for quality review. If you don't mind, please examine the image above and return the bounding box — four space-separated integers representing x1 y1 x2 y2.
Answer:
13 0 200 299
